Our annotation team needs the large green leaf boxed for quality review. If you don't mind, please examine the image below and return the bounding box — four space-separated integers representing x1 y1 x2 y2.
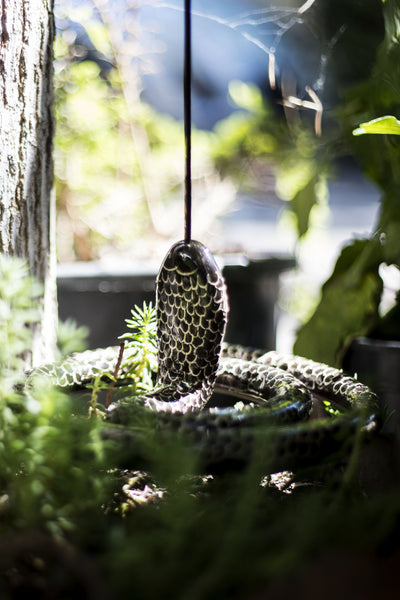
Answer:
294 239 383 366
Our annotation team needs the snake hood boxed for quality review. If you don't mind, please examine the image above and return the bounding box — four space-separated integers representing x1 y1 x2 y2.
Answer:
155 240 228 406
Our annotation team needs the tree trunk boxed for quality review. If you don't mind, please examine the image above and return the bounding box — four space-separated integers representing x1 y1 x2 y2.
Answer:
0 0 56 365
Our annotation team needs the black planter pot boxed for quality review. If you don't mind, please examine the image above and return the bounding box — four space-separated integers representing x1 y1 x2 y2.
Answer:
344 337 400 431
57 253 295 351
343 337 400 484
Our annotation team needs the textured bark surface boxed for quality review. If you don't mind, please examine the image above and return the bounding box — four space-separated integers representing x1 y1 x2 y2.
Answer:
0 0 56 365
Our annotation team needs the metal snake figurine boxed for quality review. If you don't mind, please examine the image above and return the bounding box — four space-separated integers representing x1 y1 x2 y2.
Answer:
28 240 380 473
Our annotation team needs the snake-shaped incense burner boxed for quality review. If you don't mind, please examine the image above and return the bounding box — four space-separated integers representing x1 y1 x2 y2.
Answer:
29 240 380 473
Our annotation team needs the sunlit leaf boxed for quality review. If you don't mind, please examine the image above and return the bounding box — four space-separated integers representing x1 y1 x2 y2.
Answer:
290 172 318 238
353 115 400 136
228 80 264 112
294 239 383 366
275 160 315 201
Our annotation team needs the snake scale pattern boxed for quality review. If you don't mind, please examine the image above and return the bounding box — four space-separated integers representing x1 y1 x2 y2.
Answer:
29 240 380 472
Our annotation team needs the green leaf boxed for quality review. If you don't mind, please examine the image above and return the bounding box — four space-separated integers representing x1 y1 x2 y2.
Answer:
290 173 318 238
275 159 315 202
294 239 383 366
353 115 400 136
228 80 264 113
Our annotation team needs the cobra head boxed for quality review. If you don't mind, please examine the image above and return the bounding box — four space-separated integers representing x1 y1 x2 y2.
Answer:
156 240 228 404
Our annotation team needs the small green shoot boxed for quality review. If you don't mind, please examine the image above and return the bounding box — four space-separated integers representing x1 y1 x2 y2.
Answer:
118 301 157 394
86 372 109 418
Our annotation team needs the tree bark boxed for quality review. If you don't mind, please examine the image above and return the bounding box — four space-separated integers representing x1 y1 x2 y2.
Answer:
0 0 56 365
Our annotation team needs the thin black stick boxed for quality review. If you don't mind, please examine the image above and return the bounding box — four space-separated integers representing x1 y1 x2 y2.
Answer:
184 0 192 242
105 341 125 408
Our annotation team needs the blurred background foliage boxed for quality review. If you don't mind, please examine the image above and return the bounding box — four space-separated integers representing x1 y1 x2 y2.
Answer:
54 0 342 264
54 6 329 263
54 5 235 262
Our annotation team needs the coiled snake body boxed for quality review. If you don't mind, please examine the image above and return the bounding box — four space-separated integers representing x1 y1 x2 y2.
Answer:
29 241 380 472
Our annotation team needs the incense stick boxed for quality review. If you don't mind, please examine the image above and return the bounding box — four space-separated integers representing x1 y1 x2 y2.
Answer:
184 0 192 242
